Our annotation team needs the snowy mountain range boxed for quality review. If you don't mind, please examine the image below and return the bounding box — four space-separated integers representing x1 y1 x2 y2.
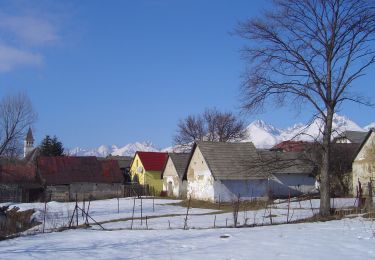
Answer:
69 114 374 156
243 114 369 148
69 142 158 157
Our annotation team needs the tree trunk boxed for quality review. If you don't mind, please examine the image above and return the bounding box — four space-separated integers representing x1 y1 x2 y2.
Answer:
320 109 334 216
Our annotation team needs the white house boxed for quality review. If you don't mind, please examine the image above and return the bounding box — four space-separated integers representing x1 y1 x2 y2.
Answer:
162 153 190 198
184 141 317 202
352 129 375 195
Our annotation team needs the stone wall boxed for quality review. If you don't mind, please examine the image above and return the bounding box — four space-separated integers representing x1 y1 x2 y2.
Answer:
0 184 22 203
46 183 124 202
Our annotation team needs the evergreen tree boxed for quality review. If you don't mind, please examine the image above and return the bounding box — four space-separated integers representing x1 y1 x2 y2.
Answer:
39 135 64 156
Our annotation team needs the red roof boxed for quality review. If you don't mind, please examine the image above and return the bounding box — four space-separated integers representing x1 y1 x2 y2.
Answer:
271 141 312 152
136 152 168 171
0 161 36 184
37 156 123 185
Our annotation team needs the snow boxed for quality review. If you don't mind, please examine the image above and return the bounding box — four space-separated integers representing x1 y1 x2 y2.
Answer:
364 122 375 130
0 217 373 259
243 114 370 148
1 197 374 259
1 198 218 232
69 141 159 157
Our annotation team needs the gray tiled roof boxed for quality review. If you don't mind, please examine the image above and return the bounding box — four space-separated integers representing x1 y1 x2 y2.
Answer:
257 150 316 175
196 141 267 180
334 131 367 144
105 156 133 168
168 153 190 179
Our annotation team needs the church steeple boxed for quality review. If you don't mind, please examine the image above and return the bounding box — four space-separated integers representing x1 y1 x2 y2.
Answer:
24 127 34 158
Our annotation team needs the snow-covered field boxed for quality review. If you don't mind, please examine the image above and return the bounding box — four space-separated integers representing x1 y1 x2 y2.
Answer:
0 217 374 259
1 197 374 259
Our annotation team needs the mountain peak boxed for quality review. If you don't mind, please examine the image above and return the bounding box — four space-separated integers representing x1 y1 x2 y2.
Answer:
243 113 369 148
69 141 159 157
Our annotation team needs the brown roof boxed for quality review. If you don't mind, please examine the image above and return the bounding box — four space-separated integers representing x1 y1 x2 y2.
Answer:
37 156 123 185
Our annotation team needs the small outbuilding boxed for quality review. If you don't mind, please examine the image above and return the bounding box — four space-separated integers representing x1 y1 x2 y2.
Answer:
162 153 190 198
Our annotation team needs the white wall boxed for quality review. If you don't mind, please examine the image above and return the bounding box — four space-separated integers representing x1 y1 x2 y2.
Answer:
186 147 215 201
163 158 181 197
353 132 375 194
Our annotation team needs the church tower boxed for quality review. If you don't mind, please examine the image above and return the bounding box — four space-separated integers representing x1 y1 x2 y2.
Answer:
24 127 34 158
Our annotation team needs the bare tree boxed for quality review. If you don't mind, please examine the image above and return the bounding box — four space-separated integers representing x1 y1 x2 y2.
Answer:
204 108 246 142
236 0 375 216
174 108 246 148
174 114 206 149
0 93 37 157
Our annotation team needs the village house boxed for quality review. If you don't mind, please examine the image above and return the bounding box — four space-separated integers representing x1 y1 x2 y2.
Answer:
161 153 190 198
352 129 375 195
130 151 168 195
184 141 317 202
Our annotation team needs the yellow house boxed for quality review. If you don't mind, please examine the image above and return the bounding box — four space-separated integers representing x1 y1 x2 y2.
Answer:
130 151 168 195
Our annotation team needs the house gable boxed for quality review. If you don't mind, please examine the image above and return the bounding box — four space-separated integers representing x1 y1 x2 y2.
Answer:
354 131 375 162
130 154 145 184
162 157 178 178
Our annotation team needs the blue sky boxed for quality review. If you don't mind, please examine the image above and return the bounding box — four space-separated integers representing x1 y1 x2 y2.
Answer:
0 0 374 149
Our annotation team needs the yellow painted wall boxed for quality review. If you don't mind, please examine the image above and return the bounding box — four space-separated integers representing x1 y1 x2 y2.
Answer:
130 154 163 194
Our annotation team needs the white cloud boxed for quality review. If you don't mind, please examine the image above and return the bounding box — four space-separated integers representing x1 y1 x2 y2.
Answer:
0 12 59 72
0 44 42 72
0 15 59 45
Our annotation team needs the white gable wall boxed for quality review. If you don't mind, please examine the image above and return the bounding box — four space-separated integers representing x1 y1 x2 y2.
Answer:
163 158 181 197
353 131 375 195
186 147 215 201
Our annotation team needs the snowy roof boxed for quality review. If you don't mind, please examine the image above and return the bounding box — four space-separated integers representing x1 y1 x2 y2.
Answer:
188 141 266 180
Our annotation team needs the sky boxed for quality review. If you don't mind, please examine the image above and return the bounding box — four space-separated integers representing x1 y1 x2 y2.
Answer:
0 0 374 150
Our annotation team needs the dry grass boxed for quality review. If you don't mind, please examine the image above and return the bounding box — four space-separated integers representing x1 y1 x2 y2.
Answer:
0 207 38 239
171 198 267 213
